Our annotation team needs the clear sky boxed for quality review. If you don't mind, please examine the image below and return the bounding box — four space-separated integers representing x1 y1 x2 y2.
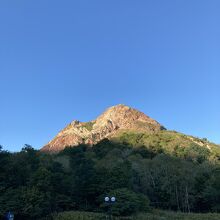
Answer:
0 0 219 151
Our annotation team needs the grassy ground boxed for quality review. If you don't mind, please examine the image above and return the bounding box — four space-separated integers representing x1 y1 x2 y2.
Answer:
52 210 220 220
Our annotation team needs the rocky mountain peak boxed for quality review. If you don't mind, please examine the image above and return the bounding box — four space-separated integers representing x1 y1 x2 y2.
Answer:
41 104 165 152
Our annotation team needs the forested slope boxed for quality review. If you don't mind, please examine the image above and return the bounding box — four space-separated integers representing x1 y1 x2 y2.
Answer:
0 131 219 219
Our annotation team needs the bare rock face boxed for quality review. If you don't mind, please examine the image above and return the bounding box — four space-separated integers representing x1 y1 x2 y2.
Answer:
41 104 165 152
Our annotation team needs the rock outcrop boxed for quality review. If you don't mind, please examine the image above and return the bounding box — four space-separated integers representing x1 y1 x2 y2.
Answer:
41 104 165 152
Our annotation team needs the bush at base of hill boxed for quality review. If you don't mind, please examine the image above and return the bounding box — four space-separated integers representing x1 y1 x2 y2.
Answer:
105 188 150 216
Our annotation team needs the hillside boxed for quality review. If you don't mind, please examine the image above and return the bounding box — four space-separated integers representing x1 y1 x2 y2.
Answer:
2 104 218 219
111 130 220 162
41 104 165 152
41 105 219 160
1 129 220 219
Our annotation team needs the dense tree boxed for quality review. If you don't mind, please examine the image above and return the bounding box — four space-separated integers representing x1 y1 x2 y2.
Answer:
0 139 219 219
104 188 150 216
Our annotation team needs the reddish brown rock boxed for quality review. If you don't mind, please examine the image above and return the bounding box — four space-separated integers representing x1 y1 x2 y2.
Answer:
41 104 165 152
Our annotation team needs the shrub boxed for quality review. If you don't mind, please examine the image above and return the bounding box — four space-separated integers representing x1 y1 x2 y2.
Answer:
104 188 150 216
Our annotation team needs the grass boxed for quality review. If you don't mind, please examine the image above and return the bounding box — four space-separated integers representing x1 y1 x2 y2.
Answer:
137 210 220 220
111 130 220 161
82 121 95 131
52 210 220 220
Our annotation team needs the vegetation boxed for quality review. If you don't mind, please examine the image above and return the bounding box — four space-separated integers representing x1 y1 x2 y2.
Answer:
82 121 95 131
0 131 220 219
113 130 220 161
53 210 220 220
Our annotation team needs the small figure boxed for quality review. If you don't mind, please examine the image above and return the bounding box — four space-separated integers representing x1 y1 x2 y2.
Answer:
6 211 14 220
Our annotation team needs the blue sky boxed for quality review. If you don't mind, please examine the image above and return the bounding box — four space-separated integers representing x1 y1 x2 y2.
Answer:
0 0 219 151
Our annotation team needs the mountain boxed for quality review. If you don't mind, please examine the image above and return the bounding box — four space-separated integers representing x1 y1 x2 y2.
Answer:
41 104 220 159
41 104 165 152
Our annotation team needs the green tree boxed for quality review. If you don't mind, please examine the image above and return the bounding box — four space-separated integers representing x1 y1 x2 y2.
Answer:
103 188 150 216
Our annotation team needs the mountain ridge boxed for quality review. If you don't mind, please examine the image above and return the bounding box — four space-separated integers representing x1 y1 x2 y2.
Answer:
41 104 219 157
41 104 165 152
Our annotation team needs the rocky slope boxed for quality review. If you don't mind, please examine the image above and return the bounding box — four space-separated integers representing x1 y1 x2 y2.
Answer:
41 104 165 152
